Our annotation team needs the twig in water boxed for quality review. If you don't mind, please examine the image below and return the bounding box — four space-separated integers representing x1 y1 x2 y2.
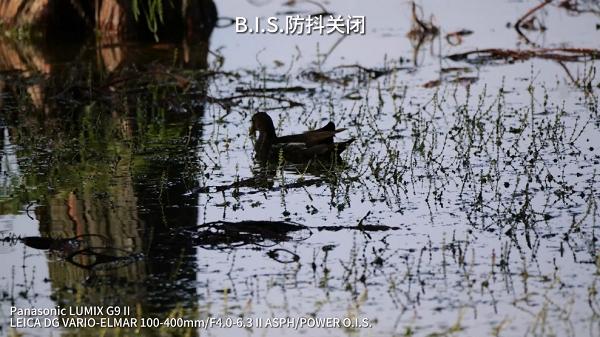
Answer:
514 0 552 46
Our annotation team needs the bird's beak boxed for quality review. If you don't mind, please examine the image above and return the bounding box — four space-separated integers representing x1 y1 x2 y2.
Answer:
249 124 256 137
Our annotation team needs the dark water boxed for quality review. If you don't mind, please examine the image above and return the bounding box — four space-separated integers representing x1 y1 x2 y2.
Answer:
1 1 600 336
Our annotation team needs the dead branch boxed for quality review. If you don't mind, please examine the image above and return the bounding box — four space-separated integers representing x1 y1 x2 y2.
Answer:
558 0 600 16
206 93 304 108
406 2 439 66
515 0 552 45
447 48 600 64
407 1 439 39
445 29 473 46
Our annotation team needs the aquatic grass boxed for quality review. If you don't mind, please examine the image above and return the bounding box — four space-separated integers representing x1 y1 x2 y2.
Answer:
1 36 599 337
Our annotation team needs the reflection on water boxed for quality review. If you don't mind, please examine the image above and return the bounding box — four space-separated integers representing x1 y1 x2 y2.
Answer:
0 1 599 337
0 11 215 335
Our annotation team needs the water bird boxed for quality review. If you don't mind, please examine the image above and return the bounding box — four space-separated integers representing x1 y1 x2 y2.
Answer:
249 112 354 163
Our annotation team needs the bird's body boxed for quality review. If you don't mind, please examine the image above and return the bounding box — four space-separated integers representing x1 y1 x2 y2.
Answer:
249 112 354 164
